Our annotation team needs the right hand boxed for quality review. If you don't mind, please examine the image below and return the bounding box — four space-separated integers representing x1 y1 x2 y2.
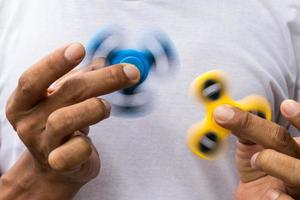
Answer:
214 103 300 200
2 43 140 199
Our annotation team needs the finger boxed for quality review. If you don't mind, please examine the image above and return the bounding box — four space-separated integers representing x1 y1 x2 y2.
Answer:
46 63 140 109
251 149 300 187
266 189 294 200
213 106 300 158
10 43 85 111
44 98 110 149
31 63 139 123
50 69 81 90
281 100 300 131
235 141 266 182
48 136 92 171
82 57 106 72
52 57 106 89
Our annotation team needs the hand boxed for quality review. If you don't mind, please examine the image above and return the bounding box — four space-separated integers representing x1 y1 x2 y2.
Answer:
213 100 300 200
1 43 140 200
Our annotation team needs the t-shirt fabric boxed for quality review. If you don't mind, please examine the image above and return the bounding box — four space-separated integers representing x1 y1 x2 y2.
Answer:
1 1 300 199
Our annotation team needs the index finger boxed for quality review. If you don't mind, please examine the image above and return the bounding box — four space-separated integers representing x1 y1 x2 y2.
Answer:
39 63 140 117
213 106 300 158
10 43 85 111
49 57 106 90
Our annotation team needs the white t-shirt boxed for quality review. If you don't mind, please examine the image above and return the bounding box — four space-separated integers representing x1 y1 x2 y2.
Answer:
1 1 300 199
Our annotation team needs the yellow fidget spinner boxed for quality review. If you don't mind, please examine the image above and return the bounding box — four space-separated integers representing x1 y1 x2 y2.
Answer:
187 70 272 160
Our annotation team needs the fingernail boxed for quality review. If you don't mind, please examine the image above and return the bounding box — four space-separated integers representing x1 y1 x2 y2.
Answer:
250 152 259 169
101 99 111 118
214 106 235 123
64 43 84 62
282 100 299 118
266 189 280 200
123 64 140 81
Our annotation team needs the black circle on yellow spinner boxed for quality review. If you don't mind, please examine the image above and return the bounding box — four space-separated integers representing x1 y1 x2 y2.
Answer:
198 132 220 155
249 110 266 119
202 79 223 101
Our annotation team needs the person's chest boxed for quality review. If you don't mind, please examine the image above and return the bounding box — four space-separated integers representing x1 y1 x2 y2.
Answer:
1 0 279 199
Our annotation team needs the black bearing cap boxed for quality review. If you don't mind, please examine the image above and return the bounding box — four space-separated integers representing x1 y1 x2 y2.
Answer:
202 79 222 101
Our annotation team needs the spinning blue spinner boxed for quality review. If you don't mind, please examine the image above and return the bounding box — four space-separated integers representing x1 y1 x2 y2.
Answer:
85 26 179 116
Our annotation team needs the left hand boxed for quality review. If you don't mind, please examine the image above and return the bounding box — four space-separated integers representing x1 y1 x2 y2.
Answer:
213 100 300 200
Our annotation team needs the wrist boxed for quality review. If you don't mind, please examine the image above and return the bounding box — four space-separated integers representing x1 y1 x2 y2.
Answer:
0 151 82 200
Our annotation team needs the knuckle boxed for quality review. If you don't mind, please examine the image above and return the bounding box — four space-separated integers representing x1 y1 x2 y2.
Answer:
5 102 13 120
15 120 36 144
45 53 54 66
5 97 17 126
273 126 290 149
47 111 73 134
61 76 81 91
44 53 58 71
239 111 252 130
16 121 30 137
59 76 86 102
18 73 35 96
46 113 59 132
106 66 128 86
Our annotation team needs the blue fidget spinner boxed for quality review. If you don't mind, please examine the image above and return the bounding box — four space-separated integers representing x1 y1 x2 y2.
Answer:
107 49 154 94
85 25 179 116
